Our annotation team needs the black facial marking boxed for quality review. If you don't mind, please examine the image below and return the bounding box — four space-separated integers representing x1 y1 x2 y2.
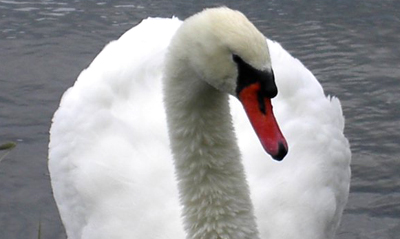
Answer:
233 54 277 99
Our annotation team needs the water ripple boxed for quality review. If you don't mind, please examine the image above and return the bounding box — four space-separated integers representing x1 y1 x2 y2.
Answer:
1 0 399 238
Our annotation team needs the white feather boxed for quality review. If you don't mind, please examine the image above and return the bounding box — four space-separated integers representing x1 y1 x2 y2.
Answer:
49 8 351 239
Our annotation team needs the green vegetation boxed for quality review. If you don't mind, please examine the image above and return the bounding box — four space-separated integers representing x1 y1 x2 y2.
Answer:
0 141 17 163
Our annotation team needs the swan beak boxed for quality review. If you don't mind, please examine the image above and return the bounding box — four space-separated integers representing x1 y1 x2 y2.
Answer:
238 82 288 161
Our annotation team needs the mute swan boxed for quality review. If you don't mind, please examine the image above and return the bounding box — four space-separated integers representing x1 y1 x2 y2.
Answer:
49 7 351 239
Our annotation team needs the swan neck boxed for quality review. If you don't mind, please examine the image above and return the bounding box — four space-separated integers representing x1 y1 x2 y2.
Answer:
164 72 260 239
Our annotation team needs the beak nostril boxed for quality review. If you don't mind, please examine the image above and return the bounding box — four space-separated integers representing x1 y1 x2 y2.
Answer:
257 92 267 115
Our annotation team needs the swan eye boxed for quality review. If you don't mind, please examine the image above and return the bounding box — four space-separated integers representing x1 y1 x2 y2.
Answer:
232 54 242 64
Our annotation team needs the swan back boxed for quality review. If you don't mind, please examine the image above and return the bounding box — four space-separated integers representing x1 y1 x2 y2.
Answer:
49 18 186 239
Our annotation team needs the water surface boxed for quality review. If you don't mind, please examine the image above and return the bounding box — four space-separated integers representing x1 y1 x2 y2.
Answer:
0 0 399 238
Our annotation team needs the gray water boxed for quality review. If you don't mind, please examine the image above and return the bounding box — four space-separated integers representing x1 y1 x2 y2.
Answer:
0 0 399 238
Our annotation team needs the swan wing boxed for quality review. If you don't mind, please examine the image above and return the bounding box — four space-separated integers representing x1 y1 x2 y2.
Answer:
49 18 185 239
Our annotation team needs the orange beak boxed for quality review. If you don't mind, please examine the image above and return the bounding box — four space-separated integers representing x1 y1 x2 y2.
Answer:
238 82 288 161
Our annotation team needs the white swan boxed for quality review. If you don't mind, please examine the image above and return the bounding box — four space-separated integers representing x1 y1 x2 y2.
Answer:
49 7 351 239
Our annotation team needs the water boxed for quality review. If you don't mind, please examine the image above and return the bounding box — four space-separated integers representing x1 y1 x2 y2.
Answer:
0 0 399 238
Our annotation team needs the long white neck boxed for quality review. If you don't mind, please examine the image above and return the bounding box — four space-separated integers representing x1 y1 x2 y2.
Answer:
164 65 260 239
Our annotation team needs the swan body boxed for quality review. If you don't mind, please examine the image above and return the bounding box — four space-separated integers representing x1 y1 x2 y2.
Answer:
49 7 351 239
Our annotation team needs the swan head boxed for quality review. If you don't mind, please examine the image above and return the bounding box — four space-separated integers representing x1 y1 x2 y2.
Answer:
166 7 288 160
